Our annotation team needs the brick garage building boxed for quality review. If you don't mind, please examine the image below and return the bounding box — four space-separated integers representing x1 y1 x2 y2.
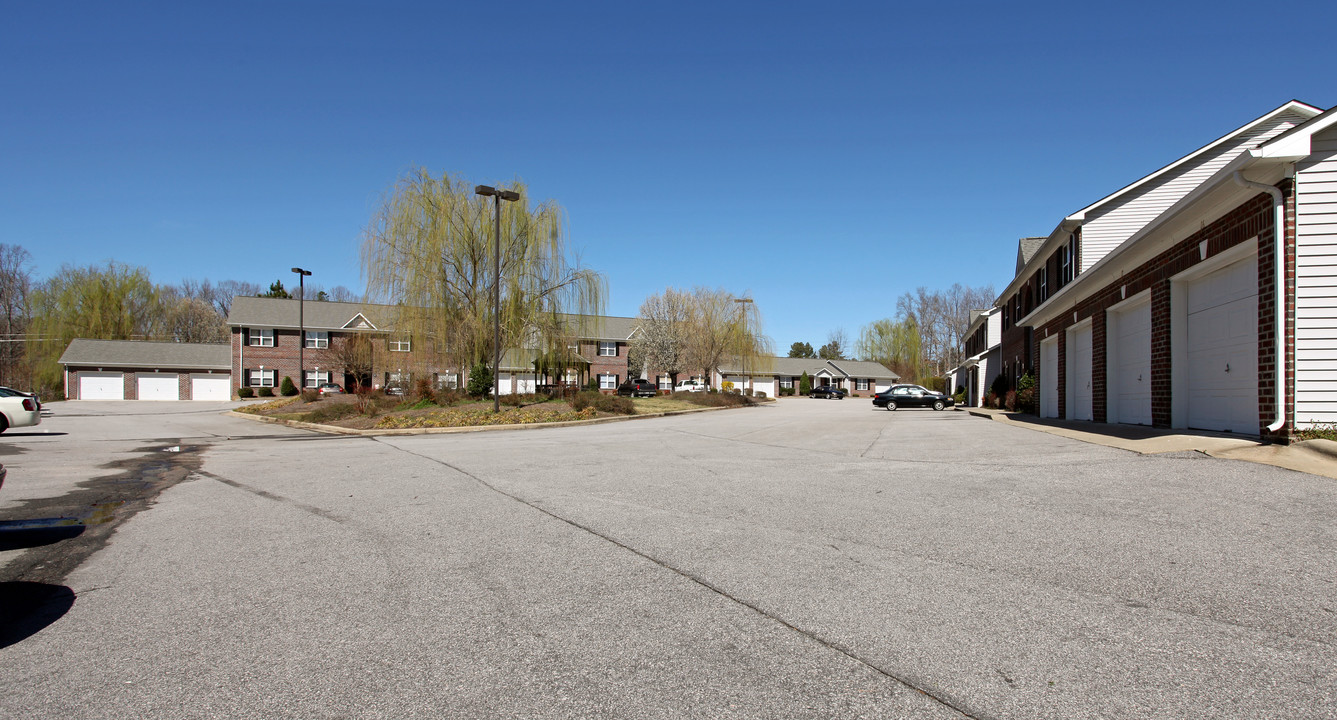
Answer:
989 100 1337 441
59 339 231 400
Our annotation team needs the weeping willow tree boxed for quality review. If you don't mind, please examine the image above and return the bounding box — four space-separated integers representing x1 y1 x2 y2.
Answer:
362 169 606 378
30 261 161 394
857 315 921 382
724 294 774 389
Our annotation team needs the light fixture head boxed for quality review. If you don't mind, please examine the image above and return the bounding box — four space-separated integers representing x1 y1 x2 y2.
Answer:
475 185 496 197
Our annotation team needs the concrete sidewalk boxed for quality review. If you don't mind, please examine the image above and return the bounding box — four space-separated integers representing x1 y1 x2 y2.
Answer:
964 406 1337 480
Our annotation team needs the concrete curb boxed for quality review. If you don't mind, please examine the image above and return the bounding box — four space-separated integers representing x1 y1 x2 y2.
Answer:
964 406 1337 480
225 401 754 437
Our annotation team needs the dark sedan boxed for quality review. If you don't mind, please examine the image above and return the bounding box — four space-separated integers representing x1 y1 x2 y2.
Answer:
872 384 954 411
809 384 846 399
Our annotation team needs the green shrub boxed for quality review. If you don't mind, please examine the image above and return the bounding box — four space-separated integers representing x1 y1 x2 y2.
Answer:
500 392 545 407
990 374 1010 400
924 377 947 393
799 371 812 395
1295 423 1337 441
1015 372 1038 414
257 387 274 397
467 362 493 398
237 387 255 399
280 376 298 396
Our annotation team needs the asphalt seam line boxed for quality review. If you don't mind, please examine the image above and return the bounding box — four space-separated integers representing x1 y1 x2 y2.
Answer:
381 439 987 720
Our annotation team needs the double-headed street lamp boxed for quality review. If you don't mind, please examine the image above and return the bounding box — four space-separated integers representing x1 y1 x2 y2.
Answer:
474 185 520 413
292 267 312 389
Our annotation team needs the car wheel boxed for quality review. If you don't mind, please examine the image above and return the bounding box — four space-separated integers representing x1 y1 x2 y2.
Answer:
886 401 897 411
933 400 945 411
0 415 8 433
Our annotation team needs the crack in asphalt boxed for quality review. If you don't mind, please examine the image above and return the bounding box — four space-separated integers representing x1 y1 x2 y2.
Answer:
380 439 987 720
193 469 351 524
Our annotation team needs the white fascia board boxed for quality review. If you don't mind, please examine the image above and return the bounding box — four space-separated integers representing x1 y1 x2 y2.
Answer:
998 221 1081 302
1025 152 1276 327
1253 106 1337 160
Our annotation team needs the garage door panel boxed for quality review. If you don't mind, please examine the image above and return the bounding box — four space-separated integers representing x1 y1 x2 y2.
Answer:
137 374 180 401
190 375 230 401
1185 256 1258 433
1110 301 1152 426
79 372 124 400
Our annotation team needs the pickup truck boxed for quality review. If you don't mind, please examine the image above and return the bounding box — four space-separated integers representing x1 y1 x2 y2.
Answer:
674 379 708 393
616 378 658 397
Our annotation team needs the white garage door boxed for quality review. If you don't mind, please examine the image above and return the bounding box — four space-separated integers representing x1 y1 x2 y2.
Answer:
190 374 230 401
515 376 536 394
79 372 124 400
1040 337 1059 418
137 373 180 401
1186 257 1258 433
1109 300 1152 425
1068 323 1093 421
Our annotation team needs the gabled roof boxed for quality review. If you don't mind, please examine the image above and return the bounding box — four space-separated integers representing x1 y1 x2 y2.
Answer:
717 357 899 380
1016 237 1046 275
59 339 230 370
227 296 642 341
228 296 392 331
1254 103 1337 159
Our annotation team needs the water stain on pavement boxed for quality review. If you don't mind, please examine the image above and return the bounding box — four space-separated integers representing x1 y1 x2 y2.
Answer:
0 441 204 645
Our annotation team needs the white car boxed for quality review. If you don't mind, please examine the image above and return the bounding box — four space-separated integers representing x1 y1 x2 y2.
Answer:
0 393 40 433
674 379 708 393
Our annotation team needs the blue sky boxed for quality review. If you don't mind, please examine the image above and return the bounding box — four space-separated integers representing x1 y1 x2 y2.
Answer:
4 1 1335 351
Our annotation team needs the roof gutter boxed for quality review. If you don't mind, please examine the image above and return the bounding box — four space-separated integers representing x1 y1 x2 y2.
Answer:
1232 171 1286 433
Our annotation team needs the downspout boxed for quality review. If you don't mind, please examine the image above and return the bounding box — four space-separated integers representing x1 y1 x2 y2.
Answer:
1233 171 1286 433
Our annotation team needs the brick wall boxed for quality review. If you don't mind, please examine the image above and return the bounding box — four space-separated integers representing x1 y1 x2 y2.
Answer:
1031 189 1284 436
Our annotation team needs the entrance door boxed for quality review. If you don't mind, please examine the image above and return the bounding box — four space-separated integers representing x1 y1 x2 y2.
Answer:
1040 336 1058 418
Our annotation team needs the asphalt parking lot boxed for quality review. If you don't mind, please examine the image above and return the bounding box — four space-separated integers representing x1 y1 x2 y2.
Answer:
1 398 1334 719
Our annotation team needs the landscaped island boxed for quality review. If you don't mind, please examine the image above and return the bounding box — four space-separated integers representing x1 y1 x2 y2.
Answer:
237 387 760 430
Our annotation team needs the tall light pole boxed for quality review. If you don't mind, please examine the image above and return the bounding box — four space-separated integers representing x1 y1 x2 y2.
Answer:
291 267 312 389
474 185 520 413
734 297 754 395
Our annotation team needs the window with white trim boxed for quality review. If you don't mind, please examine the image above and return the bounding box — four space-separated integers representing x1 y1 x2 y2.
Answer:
248 369 276 387
389 338 411 352
856 378 870 391
658 375 672 390
598 341 617 357
303 370 331 388
1037 267 1047 302
598 373 617 390
248 328 274 347
780 377 794 388
305 331 329 349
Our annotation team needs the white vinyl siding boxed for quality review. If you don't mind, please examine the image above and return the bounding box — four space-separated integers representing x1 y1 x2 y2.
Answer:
1079 111 1311 273
1294 129 1337 426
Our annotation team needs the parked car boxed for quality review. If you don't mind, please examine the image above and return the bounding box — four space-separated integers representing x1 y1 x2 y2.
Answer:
616 378 658 397
0 386 40 412
810 384 846 399
872 384 954 411
317 382 344 396
0 394 41 433
674 379 708 393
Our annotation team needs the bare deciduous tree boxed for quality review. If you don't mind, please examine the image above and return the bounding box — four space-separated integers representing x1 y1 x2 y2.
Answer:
0 245 33 388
